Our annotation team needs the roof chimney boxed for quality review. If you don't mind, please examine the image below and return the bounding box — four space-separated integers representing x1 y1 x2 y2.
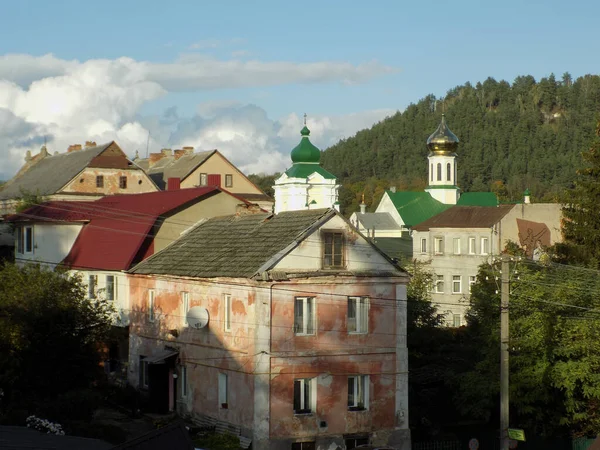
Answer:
161 148 173 157
390 186 397 193
84 141 96 148
25 150 32 162
68 144 82 153
148 152 164 167
167 178 181 190
183 146 194 155
39 145 49 158
174 149 186 160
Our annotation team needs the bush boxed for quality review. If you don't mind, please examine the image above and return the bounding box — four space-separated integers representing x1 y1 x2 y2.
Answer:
193 432 240 450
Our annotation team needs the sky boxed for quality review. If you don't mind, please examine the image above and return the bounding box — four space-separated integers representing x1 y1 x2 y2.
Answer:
0 0 598 180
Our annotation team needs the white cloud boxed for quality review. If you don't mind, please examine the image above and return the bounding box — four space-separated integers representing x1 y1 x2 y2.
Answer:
0 53 397 180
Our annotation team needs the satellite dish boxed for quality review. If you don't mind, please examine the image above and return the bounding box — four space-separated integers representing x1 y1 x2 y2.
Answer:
187 306 209 329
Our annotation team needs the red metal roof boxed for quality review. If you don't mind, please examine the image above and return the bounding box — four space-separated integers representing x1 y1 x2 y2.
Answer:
62 186 223 270
6 201 94 223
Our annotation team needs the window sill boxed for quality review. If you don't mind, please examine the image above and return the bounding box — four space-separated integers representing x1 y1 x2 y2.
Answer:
294 410 313 416
348 331 368 335
294 333 316 337
348 406 367 412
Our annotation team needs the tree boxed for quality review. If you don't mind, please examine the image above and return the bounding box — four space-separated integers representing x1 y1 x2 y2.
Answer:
0 263 114 422
562 119 600 267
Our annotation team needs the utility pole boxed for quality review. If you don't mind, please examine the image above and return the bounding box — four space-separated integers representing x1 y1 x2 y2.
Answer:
500 257 510 450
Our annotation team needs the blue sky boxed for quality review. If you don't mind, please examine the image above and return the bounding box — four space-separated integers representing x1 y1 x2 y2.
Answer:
0 0 598 177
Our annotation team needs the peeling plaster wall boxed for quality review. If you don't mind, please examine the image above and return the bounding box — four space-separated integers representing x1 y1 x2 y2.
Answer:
61 168 157 195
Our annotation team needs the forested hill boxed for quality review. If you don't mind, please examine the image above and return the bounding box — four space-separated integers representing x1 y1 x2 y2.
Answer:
320 73 600 212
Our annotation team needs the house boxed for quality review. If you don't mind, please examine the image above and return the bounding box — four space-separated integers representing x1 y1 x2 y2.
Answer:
0 141 158 216
133 148 273 210
411 202 563 326
126 209 410 450
125 125 410 450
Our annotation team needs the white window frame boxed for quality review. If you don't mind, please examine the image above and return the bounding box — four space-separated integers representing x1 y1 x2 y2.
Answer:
106 275 115 301
452 314 461 327
348 296 369 334
420 238 427 254
224 294 231 332
468 237 476 255
21 226 34 254
452 275 462 294
293 377 316 414
199 173 208 186
88 274 97 299
434 237 444 255
181 365 188 398
348 375 369 410
481 237 489 255
182 292 190 327
453 237 461 255
225 174 233 188
469 275 477 293
148 290 155 322
218 372 228 408
435 275 444 293
294 297 316 336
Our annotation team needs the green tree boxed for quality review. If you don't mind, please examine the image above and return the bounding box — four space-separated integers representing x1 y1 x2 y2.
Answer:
0 263 114 422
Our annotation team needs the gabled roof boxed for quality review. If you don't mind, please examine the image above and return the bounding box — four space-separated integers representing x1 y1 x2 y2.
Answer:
457 192 499 207
284 163 336 180
135 150 216 189
62 186 234 271
6 201 94 223
353 212 400 231
130 209 339 278
385 191 451 227
411 205 515 231
0 143 115 200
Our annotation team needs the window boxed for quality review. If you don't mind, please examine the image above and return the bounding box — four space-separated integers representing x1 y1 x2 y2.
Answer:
447 162 452 181
88 275 97 299
148 290 155 322
292 443 316 450
224 294 231 331
182 292 190 327
218 372 228 408
435 275 444 293
119 176 127 189
96 175 104 188
199 173 208 186
106 275 115 301
294 297 315 335
345 437 369 450
181 366 188 397
468 237 476 254
139 356 149 388
452 275 462 294
481 237 489 255
293 378 315 414
348 296 369 334
17 226 33 254
453 314 461 327
420 238 427 253
225 174 233 188
348 375 369 410
434 237 444 255
323 231 344 268
437 163 442 181
430 164 433 181
469 275 477 293
453 237 461 255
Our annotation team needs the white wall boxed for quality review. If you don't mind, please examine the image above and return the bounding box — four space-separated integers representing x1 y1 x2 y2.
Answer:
76 270 130 326
374 193 406 230
15 223 83 268
273 173 339 214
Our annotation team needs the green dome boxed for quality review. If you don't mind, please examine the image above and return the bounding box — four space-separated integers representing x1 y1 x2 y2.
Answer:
291 125 321 163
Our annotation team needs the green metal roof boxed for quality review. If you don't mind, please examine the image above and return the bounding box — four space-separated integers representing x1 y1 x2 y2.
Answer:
284 163 337 180
386 191 450 228
457 192 499 207
290 125 321 163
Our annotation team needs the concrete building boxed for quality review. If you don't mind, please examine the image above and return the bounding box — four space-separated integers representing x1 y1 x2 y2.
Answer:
126 208 410 450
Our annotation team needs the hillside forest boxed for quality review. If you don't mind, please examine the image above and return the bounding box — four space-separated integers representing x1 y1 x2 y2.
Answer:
251 73 600 215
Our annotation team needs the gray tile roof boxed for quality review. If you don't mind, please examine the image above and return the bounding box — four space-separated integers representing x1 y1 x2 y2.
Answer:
136 151 215 189
372 237 413 262
130 209 335 278
0 143 112 200
411 205 515 231
354 212 400 231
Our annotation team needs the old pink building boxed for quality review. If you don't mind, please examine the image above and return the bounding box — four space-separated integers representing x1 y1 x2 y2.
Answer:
127 208 410 450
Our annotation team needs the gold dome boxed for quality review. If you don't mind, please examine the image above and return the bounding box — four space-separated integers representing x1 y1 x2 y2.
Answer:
427 114 459 154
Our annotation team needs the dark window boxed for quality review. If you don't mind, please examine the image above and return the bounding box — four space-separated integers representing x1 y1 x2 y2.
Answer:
430 164 433 181
323 231 344 268
447 162 451 181
139 356 149 388
88 275 97 299
292 442 315 450
225 174 233 187
106 275 115 301
437 163 442 181
96 175 104 188
119 176 127 189
16 227 23 254
25 226 33 253
345 437 369 450
294 297 315 335
293 378 313 413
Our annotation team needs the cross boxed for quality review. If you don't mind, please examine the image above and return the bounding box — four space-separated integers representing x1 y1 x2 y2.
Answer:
303 113 307 126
